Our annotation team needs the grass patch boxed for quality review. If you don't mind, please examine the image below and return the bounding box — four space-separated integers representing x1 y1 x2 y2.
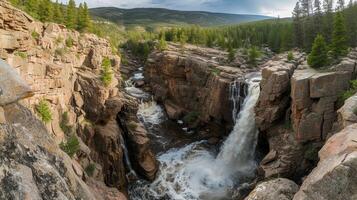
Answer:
14 51 27 59
60 135 80 158
287 51 294 61
337 80 357 108
127 121 138 130
183 111 200 124
60 112 73 136
55 47 68 57
31 31 40 40
85 163 96 177
36 100 52 123
65 37 74 48
211 68 221 76
100 57 113 87
55 37 63 45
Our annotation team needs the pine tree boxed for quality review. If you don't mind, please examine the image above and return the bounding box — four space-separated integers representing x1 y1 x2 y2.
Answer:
323 0 334 42
66 0 77 29
331 12 348 58
313 0 323 34
38 0 53 22
228 45 235 62
77 3 85 31
293 2 304 48
83 3 92 31
24 0 39 18
308 34 328 68
53 1 64 24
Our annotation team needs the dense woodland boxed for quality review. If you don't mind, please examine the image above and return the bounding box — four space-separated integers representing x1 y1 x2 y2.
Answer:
8 0 357 68
10 0 92 32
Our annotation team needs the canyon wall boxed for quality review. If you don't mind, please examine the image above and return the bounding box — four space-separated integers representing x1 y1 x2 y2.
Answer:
145 43 261 130
0 1 157 197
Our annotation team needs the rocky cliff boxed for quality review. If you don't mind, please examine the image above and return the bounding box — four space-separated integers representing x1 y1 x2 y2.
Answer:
0 1 157 198
247 49 357 199
145 43 262 131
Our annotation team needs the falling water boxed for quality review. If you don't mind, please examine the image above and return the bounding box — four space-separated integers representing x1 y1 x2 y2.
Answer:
137 100 165 126
230 80 244 124
119 133 137 180
130 74 261 200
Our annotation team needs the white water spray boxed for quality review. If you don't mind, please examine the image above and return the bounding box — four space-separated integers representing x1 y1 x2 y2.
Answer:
130 75 261 200
137 100 165 126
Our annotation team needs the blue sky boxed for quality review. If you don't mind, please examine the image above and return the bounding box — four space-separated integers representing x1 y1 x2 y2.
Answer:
65 0 297 17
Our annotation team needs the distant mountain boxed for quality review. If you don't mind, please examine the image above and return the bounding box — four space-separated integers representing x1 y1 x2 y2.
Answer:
90 7 273 29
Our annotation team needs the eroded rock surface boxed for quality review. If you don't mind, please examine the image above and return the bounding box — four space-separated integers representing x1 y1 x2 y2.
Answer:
145 43 259 130
245 178 299 200
293 124 357 200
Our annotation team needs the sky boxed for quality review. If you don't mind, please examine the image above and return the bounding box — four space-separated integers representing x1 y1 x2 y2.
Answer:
64 0 298 17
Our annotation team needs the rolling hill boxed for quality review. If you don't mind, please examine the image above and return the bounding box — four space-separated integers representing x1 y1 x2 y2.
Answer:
90 7 273 29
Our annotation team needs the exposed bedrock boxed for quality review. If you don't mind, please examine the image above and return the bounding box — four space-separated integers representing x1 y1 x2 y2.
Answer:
145 43 261 131
0 0 157 197
255 50 357 181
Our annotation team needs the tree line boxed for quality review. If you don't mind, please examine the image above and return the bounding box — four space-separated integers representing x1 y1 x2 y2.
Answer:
160 20 294 53
9 0 92 32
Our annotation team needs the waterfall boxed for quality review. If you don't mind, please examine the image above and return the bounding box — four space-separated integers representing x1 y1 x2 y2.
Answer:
229 80 243 124
119 134 137 180
129 74 262 200
216 77 261 177
137 99 165 126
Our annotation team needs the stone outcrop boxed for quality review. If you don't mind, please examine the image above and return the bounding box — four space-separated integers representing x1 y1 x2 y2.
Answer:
0 59 126 199
334 92 357 131
291 69 351 142
145 43 259 129
0 0 157 197
245 178 299 200
255 52 305 131
293 124 357 200
256 51 357 181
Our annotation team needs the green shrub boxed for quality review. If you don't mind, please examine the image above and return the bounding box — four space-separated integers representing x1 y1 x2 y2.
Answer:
100 57 113 87
60 112 73 136
55 37 63 45
157 36 167 51
36 100 52 123
183 112 200 124
127 121 138 130
308 35 328 68
211 68 221 76
228 46 236 62
55 48 67 57
14 51 27 59
65 37 74 48
337 80 357 108
247 46 261 66
31 31 40 40
60 135 80 158
287 52 294 61
85 163 96 177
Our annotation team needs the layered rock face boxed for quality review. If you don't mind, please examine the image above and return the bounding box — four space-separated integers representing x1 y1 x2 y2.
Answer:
0 0 157 197
145 43 259 129
0 58 126 199
256 50 357 180
293 124 357 200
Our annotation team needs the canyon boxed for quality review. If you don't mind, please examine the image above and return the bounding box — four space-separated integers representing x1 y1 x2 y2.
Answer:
1 1 357 200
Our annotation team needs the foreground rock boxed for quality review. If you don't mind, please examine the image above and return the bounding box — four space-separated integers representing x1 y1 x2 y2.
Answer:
0 0 157 196
245 178 299 200
293 124 357 200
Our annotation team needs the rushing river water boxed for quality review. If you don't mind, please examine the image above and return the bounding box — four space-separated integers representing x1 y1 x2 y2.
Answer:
126 69 261 200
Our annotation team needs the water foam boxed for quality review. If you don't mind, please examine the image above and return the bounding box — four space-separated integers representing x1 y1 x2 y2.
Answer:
130 76 261 200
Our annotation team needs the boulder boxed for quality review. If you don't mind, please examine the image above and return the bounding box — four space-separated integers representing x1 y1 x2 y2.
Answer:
293 124 357 200
0 59 33 106
245 178 299 200
334 93 357 131
126 121 158 181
